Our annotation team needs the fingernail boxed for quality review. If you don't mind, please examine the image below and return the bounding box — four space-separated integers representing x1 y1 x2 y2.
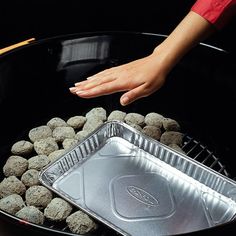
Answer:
86 76 95 80
121 96 129 106
69 87 77 92
74 82 81 86
76 90 86 95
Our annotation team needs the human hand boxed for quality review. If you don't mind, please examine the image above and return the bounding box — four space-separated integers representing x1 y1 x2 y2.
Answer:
70 10 216 106
69 51 169 106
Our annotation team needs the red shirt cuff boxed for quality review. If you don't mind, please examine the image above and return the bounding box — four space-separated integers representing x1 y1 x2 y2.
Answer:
191 0 236 29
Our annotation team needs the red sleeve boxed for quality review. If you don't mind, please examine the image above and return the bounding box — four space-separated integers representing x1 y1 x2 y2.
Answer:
191 0 236 29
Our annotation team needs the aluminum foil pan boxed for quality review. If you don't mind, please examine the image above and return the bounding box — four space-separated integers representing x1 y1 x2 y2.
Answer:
39 120 236 236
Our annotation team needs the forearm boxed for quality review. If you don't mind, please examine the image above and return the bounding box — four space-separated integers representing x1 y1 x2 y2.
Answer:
153 0 236 74
153 11 215 73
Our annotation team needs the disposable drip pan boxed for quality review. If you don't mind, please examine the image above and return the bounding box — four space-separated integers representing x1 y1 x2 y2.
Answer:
39 120 236 236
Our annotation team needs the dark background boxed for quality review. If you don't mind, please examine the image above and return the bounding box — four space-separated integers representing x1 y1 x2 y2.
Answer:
0 0 236 236
0 0 236 53
1 1 236 236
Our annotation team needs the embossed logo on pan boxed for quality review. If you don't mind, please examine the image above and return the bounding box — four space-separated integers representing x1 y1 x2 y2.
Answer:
127 186 159 207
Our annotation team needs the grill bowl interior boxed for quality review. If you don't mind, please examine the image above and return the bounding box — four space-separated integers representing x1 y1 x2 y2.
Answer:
0 31 236 236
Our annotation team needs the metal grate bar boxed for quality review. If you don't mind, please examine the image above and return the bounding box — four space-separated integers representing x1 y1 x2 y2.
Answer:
192 146 207 160
201 152 213 165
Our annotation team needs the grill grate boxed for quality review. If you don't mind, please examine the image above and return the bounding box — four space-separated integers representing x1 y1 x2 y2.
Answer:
182 135 229 177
